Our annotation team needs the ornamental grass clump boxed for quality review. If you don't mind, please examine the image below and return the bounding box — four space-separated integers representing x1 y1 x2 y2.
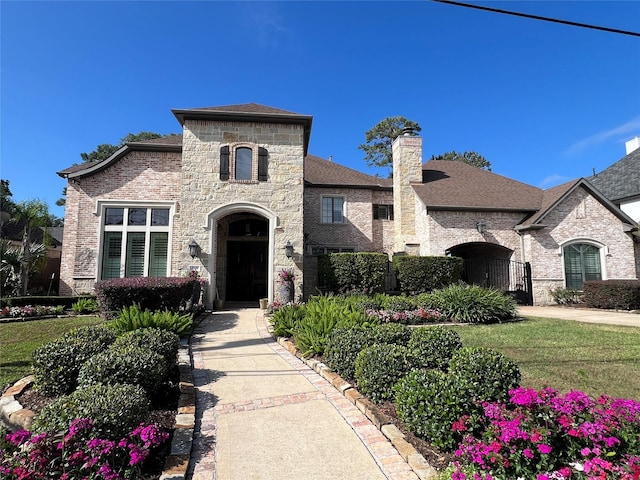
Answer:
0 418 168 480
433 283 517 324
452 387 640 480
109 304 193 336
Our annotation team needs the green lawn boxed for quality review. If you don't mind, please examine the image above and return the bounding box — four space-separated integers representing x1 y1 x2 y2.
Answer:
0 316 105 389
450 317 640 400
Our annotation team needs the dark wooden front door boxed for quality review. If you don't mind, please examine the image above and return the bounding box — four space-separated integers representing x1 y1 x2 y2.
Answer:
226 241 268 301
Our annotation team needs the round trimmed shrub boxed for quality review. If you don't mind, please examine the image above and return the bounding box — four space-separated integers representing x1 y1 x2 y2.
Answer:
382 295 416 312
408 326 462 371
325 326 375 380
77 345 167 395
372 323 412 346
394 369 470 451
355 344 415 403
449 346 521 404
32 325 117 396
32 383 149 439
113 327 180 373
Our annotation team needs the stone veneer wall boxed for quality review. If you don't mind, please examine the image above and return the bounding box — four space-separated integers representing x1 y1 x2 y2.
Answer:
178 119 305 306
525 187 638 305
392 135 422 253
59 150 182 295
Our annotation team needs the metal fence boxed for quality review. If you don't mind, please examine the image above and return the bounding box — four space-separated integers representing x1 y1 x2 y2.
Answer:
462 258 533 305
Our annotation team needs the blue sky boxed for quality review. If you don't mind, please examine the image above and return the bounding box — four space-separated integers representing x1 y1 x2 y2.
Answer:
2 1 639 219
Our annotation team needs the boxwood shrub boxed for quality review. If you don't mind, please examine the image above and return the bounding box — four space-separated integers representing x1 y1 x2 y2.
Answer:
32 325 117 396
583 280 640 310
372 323 412 346
448 346 521 404
31 383 149 440
393 255 463 294
408 326 462 371
317 252 388 294
394 369 470 451
77 345 167 395
325 326 374 381
112 327 180 373
355 343 415 403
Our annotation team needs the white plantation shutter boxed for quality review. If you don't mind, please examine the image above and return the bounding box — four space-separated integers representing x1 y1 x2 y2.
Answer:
102 232 122 279
149 232 168 277
564 244 602 290
125 232 146 277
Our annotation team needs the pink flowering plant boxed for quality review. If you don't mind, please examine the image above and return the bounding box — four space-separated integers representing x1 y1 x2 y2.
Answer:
1 305 63 318
451 387 640 480
0 418 169 479
277 269 296 284
366 307 442 325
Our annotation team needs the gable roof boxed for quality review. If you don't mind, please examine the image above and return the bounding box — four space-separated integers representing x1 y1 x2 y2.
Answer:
171 103 313 155
304 155 392 189
589 147 640 202
517 177 637 231
57 134 183 179
412 160 543 211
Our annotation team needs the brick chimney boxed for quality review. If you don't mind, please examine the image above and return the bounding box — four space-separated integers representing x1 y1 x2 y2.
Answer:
392 129 422 254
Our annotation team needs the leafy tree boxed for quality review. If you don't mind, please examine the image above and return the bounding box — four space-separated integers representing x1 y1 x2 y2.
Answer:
11 199 50 295
430 150 492 171
359 117 422 170
80 131 163 163
1 179 16 217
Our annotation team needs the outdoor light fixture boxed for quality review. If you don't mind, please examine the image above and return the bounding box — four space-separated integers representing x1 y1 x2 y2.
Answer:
284 240 294 259
188 240 200 258
476 221 486 234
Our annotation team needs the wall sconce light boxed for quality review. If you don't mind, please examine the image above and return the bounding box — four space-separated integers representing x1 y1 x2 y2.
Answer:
188 240 200 258
476 221 486 234
284 240 294 259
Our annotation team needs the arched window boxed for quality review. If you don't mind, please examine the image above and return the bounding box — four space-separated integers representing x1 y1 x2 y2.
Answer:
235 147 252 180
563 243 602 290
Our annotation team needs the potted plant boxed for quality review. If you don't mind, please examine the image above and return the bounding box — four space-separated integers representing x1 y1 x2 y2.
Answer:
277 269 296 303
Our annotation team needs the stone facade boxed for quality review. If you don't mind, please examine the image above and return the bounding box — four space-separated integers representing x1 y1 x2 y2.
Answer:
177 119 305 306
58 104 638 307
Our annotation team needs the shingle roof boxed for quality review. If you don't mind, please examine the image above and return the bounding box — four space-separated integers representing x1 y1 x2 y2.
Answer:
589 148 640 202
186 103 300 115
304 155 392 189
412 160 543 211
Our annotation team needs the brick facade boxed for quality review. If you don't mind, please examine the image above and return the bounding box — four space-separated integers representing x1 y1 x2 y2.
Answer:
58 105 638 307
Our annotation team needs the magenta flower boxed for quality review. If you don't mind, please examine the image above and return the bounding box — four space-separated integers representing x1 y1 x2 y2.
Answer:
537 444 552 454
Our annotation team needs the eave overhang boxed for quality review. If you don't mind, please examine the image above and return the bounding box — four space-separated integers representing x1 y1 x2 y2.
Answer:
172 108 313 155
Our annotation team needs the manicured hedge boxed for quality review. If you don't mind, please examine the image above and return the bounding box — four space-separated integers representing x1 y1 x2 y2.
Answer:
393 255 463 294
318 252 388 294
94 277 197 317
0 295 95 309
583 280 640 310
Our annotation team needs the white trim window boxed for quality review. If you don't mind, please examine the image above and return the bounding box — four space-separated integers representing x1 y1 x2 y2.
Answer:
100 205 172 280
322 196 345 224
563 242 603 290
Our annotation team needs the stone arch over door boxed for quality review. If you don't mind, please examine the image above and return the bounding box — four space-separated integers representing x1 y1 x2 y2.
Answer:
205 202 278 308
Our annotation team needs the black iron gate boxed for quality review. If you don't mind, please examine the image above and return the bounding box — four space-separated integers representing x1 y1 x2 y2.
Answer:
462 258 533 305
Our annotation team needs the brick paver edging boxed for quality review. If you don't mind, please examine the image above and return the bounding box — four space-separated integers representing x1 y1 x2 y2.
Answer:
259 311 438 480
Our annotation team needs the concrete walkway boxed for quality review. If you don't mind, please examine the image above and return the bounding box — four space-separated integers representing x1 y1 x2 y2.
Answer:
187 308 420 480
518 305 640 327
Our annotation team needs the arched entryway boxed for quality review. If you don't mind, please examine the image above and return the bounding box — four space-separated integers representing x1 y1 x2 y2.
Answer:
224 216 268 301
205 202 278 308
446 242 532 304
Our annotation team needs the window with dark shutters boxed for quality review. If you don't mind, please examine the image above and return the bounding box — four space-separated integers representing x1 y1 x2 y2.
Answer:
220 145 230 180
258 147 268 181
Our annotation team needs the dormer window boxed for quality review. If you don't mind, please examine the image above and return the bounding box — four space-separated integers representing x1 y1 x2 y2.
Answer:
220 144 269 182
